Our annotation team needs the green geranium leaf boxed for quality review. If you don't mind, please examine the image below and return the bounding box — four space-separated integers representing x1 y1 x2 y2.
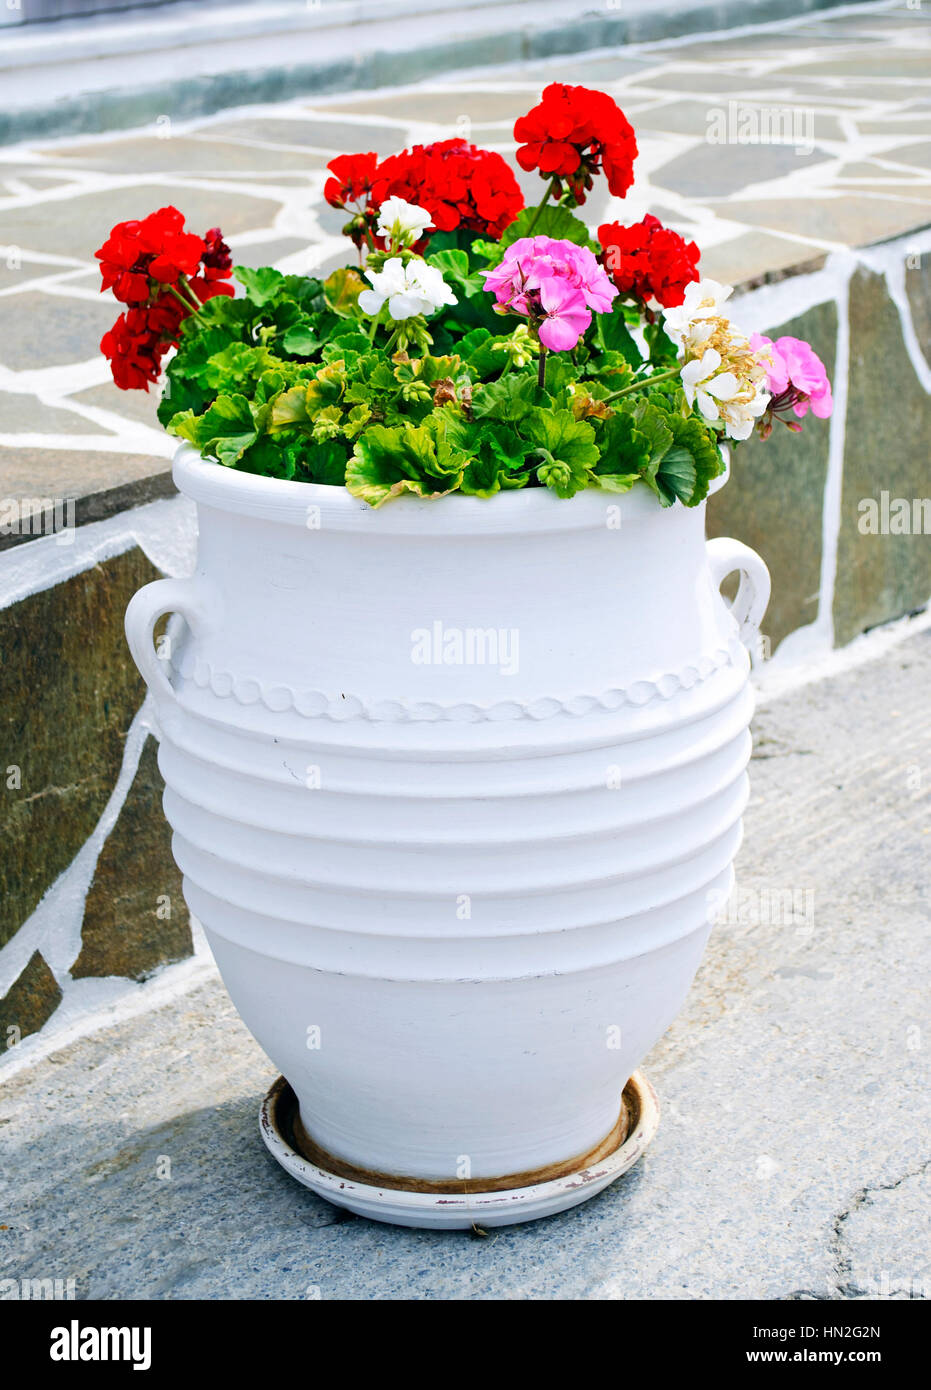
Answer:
594 473 639 494
653 444 696 507
661 414 725 506
596 409 651 475
305 360 346 414
645 320 680 367
631 399 675 466
346 420 464 508
522 409 599 498
443 415 533 497
203 343 278 392
234 266 288 306
324 266 365 318
303 439 349 486
471 371 538 422
598 310 643 367
499 204 597 254
270 384 309 431
168 393 259 468
427 249 485 299
281 316 322 356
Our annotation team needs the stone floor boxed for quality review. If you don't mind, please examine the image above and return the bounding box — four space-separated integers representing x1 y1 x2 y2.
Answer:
1 1 930 524
1 627 928 1300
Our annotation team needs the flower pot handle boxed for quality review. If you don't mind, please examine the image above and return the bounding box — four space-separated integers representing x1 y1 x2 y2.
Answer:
706 537 771 663
125 577 215 712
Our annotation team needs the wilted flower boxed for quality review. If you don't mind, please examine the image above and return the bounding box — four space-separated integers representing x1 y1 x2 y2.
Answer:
663 279 770 441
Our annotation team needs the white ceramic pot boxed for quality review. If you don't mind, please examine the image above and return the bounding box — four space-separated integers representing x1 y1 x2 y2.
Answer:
126 444 769 1226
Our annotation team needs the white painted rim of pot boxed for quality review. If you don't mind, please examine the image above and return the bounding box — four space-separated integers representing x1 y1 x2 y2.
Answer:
173 444 729 535
259 1071 660 1229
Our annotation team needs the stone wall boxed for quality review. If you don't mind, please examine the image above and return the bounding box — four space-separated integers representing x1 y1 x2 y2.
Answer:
1 230 929 1051
709 230 931 661
0 502 197 1047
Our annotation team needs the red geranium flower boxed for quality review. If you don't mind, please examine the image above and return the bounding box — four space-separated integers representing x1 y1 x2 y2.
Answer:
370 140 524 239
324 152 380 210
96 206 236 387
200 226 234 281
188 276 236 303
95 206 206 300
514 83 638 204
597 214 700 309
100 296 183 392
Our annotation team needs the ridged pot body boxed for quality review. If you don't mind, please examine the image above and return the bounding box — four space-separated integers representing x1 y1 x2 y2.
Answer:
126 446 769 1184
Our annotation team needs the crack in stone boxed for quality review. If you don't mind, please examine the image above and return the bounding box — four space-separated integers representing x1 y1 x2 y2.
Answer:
827 1158 931 1297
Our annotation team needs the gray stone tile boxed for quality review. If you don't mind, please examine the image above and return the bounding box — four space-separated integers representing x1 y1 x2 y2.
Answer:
0 292 118 371
0 261 82 291
0 165 81 192
701 232 825 288
631 99 843 143
882 142 931 172
34 134 330 175
229 237 322 270
0 393 103 435
855 118 931 138
0 448 171 536
205 117 402 155
705 195 931 249
652 142 832 199
790 53 931 80
319 89 532 124
68 379 169 429
0 184 282 260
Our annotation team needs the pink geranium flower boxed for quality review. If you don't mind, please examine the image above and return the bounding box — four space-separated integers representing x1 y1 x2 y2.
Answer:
483 234 617 350
751 333 832 435
537 277 592 350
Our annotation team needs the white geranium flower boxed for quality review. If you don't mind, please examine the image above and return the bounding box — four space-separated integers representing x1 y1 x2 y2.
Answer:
358 256 457 321
663 278 733 349
680 348 739 422
375 197 434 249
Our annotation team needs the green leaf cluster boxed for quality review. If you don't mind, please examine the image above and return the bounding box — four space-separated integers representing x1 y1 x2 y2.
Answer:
159 249 725 506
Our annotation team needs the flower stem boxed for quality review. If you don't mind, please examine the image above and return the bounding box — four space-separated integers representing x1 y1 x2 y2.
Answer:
176 274 205 312
602 365 681 403
537 344 547 393
524 176 560 237
165 282 199 316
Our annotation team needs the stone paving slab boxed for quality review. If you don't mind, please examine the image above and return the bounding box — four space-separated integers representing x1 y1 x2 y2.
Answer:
0 0 853 144
2 3 930 530
1 630 928 1300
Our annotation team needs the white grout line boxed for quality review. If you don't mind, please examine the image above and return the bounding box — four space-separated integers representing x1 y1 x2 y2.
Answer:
815 251 852 651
